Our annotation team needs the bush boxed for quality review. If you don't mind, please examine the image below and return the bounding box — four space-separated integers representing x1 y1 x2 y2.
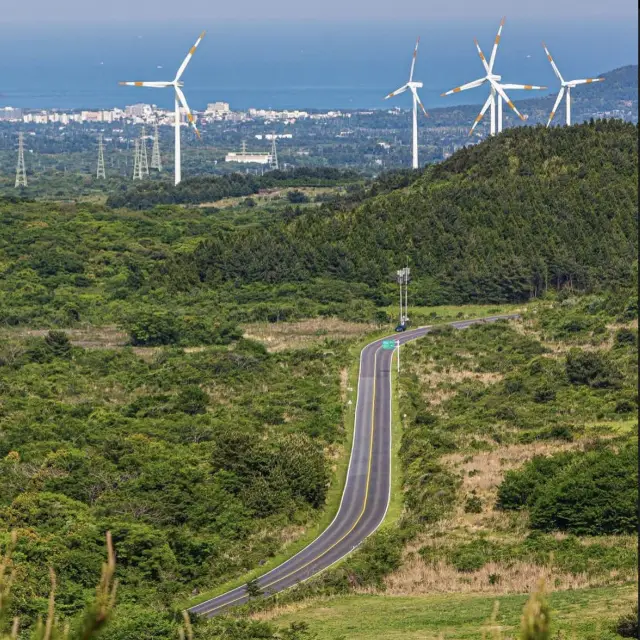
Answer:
45 330 73 358
286 190 310 204
565 348 621 388
125 310 180 346
174 386 209 415
615 603 638 638
464 493 483 513
498 446 638 535
614 328 638 348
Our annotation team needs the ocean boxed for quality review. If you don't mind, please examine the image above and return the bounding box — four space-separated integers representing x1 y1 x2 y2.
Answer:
0 20 636 111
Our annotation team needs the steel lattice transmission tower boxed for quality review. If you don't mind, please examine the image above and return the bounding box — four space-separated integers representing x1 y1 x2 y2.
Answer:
132 139 141 180
97 134 106 179
139 127 150 177
269 134 278 170
151 121 162 171
15 132 27 188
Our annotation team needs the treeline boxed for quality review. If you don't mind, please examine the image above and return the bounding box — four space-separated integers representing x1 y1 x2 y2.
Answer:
105 167 362 209
173 120 637 303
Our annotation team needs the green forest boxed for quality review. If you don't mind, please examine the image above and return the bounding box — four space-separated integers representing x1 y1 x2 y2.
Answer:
0 120 637 639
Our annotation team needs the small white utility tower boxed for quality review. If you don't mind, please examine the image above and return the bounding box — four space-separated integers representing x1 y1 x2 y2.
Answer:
396 266 410 325
97 134 106 179
15 132 27 188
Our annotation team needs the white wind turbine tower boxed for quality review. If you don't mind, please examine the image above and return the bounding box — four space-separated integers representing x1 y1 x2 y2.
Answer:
442 18 546 136
384 37 428 169
119 32 205 185
542 43 605 127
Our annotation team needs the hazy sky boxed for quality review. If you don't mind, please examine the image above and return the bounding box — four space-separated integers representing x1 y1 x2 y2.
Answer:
5 0 638 22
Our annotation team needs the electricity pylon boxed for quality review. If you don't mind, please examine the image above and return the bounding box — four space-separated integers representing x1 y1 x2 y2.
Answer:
97 134 106 179
139 127 149 177
132 139 141 180
270 135 278 170
15 132 27 188
151 121 162 171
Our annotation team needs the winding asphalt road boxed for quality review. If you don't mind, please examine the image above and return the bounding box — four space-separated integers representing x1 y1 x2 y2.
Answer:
189 315 518 617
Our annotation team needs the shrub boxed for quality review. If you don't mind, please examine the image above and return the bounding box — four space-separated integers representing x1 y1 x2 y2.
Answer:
498 446 638 535
286 190 310 204
45 330 73 358
565 348 621 388
464 493 483 513
174 386 209 415
615 603 638 638
614 328 638 348
125 310 180 346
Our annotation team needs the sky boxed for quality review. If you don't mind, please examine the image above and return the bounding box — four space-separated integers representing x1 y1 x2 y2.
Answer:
3 0 638 22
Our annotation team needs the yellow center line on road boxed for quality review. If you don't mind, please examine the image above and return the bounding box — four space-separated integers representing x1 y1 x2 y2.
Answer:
196 346 383 615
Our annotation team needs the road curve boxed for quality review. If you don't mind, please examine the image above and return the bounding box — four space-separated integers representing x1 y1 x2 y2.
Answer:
189 315 518 617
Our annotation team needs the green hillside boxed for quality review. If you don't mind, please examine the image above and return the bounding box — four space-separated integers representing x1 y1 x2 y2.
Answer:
184 120 637 303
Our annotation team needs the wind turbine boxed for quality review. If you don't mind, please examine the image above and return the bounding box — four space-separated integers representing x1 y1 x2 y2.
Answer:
542 43 605 127
384 37 428 169
441 18 546 136
119 32 205 185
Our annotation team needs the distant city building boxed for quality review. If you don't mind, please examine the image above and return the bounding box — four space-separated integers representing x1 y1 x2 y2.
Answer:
0 107 23 121
225 140 272 165
125 103 154 118
205 101 230 114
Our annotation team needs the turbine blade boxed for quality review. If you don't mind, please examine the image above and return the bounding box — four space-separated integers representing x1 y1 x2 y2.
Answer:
542 42 564 84
119 81 171 87
413 88 429 117
385 84 409 99
569 78 605 85
409 37 420 82
488 16 505 72
469 94 493 136
175 86 200 138
547 86 565 127
491 80 527 121
500 84 547 90
174 31 206 82
474 38 490 74
441 77 485 96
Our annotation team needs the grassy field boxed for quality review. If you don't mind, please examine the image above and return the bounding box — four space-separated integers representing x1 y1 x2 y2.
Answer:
264 584 637 639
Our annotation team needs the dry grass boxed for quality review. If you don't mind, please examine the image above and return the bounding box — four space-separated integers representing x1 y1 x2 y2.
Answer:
2 326 127 349
367 558 598 596
242 318 377 352
371 438 640 596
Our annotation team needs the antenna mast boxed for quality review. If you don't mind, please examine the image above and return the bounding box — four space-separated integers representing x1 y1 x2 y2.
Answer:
97 134 106 179
151 121 162 171
15 132 27 188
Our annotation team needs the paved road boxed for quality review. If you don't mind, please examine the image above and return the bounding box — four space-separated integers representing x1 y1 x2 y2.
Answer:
189 315 518 617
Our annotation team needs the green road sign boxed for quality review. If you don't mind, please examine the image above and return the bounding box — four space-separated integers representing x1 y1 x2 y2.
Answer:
382 340 396 350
